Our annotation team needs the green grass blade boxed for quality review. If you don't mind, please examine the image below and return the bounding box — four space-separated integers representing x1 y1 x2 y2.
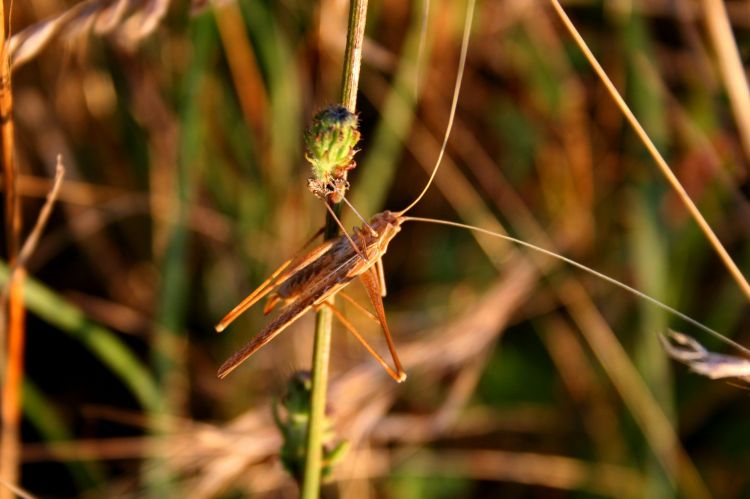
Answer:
0 263 160 411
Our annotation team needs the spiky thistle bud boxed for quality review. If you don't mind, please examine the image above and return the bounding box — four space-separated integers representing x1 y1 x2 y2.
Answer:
272 371 348 485
305 105 360 202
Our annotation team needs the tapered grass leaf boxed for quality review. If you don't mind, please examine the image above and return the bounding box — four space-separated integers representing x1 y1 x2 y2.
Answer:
0 263 160 410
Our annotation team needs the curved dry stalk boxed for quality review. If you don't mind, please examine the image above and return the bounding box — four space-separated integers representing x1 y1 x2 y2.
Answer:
15 158 65 268
0 478 36 499
549 0 750 304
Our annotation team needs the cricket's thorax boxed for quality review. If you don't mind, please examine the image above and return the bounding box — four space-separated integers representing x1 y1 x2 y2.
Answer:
362 210 403 254
274 211 402 304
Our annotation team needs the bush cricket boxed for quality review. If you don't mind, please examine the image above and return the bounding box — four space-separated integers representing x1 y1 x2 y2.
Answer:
215 0 750 383
214 0 479 381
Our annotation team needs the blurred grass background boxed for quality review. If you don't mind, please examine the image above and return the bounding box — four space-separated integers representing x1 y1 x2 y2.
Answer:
3 0 750 497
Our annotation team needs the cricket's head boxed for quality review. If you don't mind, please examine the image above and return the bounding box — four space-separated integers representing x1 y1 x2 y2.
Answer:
364 210 403 253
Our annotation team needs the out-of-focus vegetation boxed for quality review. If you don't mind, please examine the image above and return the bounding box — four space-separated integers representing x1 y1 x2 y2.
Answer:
2 0 750 497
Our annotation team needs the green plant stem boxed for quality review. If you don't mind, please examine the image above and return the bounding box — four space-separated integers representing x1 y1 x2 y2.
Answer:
339 0 368 111
300 305 333 498
301 1 368 497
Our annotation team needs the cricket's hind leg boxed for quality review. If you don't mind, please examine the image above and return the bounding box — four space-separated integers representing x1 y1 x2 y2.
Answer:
321 301 406 383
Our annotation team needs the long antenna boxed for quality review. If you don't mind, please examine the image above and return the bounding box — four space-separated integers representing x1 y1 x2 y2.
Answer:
396 0 475 217
322 201 368 261
404 216 750 358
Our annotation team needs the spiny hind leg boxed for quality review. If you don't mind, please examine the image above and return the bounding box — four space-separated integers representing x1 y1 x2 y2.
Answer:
358 267 406 381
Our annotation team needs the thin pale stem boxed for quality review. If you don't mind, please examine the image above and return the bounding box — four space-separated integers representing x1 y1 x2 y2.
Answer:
549 0 750 304
302 1 368 497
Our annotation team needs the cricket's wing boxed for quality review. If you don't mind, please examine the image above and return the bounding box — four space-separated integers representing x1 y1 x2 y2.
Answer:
215 258 293 333
215 239 336 333
273 239 337 291
217 298 313 378
217 267 354 379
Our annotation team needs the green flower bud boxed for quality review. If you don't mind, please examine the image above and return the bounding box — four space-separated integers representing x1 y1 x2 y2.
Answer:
272 371 348 485
305 105 361 183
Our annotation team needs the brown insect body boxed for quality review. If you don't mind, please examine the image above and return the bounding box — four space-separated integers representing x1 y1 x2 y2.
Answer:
216 210 404 380
270 211 401 309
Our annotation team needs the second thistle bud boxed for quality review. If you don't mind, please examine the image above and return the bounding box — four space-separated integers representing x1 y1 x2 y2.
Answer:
272 371 348 485
305 105 360 202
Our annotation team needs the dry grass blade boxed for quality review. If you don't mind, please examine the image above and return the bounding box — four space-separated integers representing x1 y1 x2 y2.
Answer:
549 0 750 304
119 0 170 45
0 478 36 499
0 272 24 499
701 0 750 162
9 0 171 69
15 157 65 269
0 158 65 307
